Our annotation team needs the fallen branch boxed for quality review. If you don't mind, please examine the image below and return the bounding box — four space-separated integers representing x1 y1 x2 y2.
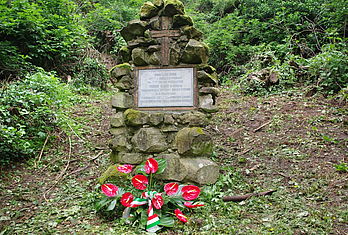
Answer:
66 165 91 177
222 190 276 202
35 134 49 167
89 150 104 162
43 136 72 202
253 120 272 132
239 147 253 155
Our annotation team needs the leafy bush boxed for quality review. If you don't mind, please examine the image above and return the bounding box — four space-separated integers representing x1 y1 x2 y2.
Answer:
0 71 74 163
73 57 110 90
0 0 87 80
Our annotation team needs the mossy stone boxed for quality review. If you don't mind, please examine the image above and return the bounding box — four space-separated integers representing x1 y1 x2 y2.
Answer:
120 20 147 42
111 93 134 110
132 48 149 66
119 47 131 63
140 1 159 20
118 152 144 164
199 94 218 113
181 26 203 40
110 63 131 79
175 127 213 157
161 0 185 16
173 14 193 28
110 112 125 128
156 154 188 181
109 135 131 152
124 109 149 126
181 39 208 64
115 75 133 91
98 165 122 184
132 127 168 153
149 113 164 126
197 70 218 85
180 111 208 126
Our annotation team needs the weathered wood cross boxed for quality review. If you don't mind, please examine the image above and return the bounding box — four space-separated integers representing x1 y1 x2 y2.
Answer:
150 17 180 66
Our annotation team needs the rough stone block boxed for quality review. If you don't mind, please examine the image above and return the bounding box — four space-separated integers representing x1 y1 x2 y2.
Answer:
118 152 144 164
181 158 219 185
120 20 147 42
140 1 159 20
199 94 218 113
173 14 193 27
109 127 128 136
149 113 164 126
110 63 131 79
110 112 125 128
111 93 134 110
115 75 133 91
181 39 208 64
132 127 168 153
157 154 188 181
161 0 185 16
132 48 149 66
181 26 203 40
197 70 218 85
180 111 208 126
199 87 220 96
124 109 149 126
164 114 175 124
175 127 213 157
109 135 131 152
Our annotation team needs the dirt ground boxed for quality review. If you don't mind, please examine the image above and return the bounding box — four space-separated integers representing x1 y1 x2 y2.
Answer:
0 88 347 234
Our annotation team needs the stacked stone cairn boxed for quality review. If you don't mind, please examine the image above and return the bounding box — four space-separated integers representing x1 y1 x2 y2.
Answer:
108 0 219 185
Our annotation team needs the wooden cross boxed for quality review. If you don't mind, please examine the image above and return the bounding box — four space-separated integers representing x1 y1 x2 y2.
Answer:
150 17 180 66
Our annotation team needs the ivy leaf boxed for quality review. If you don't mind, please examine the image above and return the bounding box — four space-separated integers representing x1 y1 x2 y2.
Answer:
107 199 117 211
156 159 167 175
159 216 175 227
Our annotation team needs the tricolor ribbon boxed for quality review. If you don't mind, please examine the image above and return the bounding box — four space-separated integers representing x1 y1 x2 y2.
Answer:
126 191 161 233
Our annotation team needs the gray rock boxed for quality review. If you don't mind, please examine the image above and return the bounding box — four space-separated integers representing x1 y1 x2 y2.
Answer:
109 135 131 152
124 109 149 126
128 37 158 49
180 111 208 126
157 154 188 181
175 127 213 157
153 0 164 8
173 14 193 28
115 75 133 91
199 94 218 113
169 44 181 65
109 127 128 136
147 45 161 53
149 16 161 30
149 113 164 126
181 158 219 185
199 87 220 96
132 48 149 66
161 0 185 16
110 112 125 128
148 52 161 65
164 114 175 124
118 152 145 164
140 1 159 20
132 127 168 153
120 20 147 42
110 63 131 79
161 125 178 132
197 70 218 85
111 93 134 110
181 39 208 64
181 26 203 40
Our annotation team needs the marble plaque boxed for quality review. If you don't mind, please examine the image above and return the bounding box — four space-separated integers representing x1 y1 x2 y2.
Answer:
137 68 194 108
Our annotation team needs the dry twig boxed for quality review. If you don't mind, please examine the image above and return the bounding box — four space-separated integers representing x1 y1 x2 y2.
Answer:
35 135 49 167
253 120 272 132
222 190 276 202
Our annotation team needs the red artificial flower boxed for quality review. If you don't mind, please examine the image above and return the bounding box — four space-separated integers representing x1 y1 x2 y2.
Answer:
184 201 205 208
164 182 179 196
101 183 118 197
121 192 134 207
152 193 164 209
144 158 158 174
117 164 134 174
181 185 201 201
132 175 148 190
174 209 188 223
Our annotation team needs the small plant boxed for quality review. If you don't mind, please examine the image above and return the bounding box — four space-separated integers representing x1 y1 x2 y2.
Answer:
96 158 204 233
334 162 348 173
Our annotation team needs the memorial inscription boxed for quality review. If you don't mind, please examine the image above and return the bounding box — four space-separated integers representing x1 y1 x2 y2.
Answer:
136 67 196 109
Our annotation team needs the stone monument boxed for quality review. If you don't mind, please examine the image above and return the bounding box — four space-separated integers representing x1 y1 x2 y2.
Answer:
108 0 219 185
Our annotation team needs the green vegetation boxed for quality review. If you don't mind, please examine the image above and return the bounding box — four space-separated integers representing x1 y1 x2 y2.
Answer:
0 0 347 234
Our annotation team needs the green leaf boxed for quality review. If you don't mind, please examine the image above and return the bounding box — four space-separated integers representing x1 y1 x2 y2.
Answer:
134 163 146 175
159 216 175 227
156 158 167 174
107 199 117 211
95 198 109 211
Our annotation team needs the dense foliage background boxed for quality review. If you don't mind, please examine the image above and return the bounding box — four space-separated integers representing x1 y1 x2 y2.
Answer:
0 0 347 160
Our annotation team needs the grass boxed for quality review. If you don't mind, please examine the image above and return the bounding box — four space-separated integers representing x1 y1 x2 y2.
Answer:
0 86 347 234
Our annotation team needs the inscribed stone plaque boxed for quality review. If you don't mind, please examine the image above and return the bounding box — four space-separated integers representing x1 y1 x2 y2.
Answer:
137 68 194 108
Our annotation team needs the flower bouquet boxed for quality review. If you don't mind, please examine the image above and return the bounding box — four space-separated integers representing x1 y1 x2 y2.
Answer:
97 158 204 233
